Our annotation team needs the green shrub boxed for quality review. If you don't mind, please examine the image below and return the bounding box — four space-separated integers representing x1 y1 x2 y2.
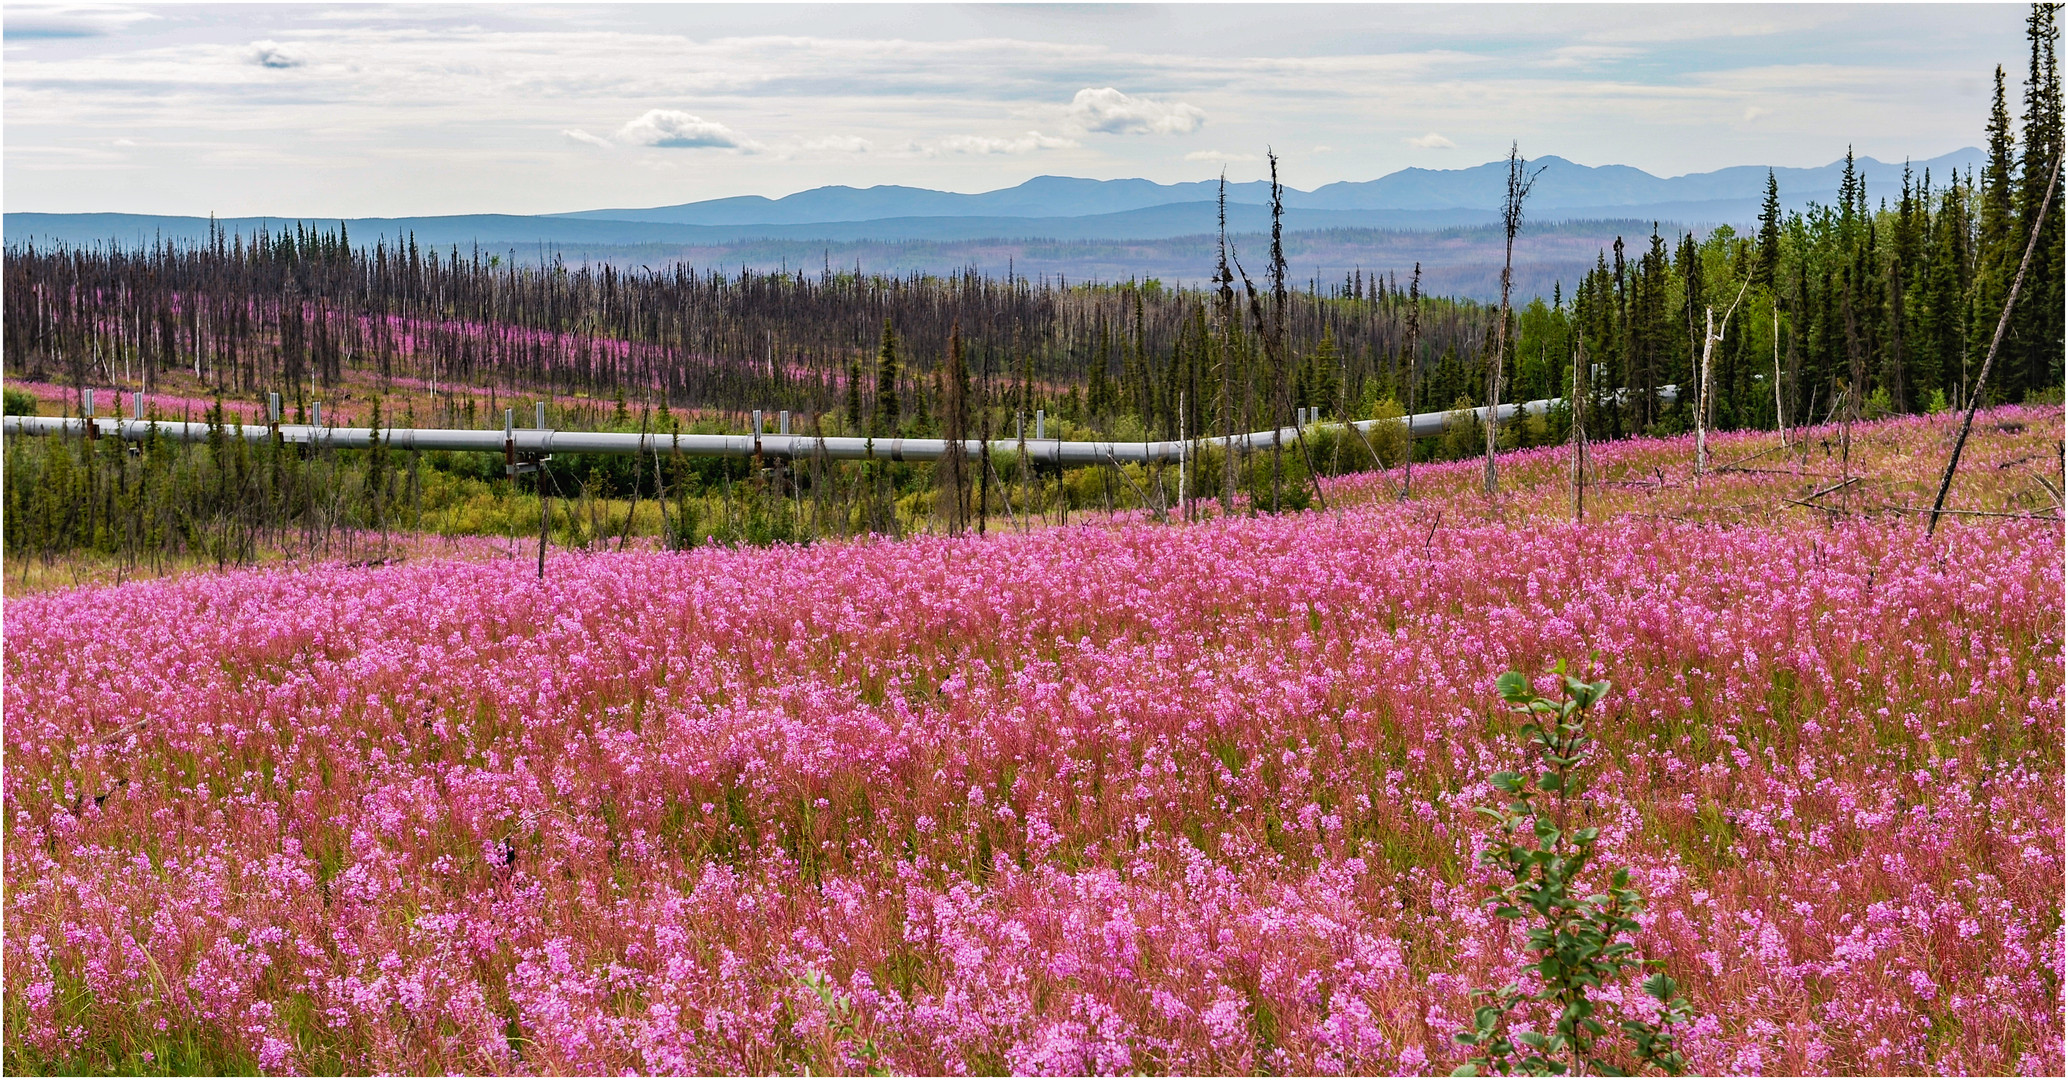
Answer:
1454 661 1694 1077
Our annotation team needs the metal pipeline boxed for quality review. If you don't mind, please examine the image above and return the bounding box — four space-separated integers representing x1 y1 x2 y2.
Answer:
2 387 1674 466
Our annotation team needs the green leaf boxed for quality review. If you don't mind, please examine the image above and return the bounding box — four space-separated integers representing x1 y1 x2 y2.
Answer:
1450 1066 1480 1077
1495 670 1531 703
1538 772 1565 793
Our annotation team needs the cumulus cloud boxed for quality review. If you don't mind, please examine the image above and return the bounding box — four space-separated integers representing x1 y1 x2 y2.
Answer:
1063 87 1204 136
1407 132 1457 149
615 109 757 150
562 128 614 149
248 39 304 69
938 131 1075 155
1184 149 1260 162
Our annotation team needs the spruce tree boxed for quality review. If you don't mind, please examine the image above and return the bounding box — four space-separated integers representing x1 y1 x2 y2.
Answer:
872 319 900 437
1976 65 2020 392
2014 2 2064 397
845 356 864 433
1757 170 1783 291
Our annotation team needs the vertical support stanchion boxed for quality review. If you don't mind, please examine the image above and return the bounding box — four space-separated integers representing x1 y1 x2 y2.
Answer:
1036 409 1045 441
751 409 764 480
533 402 551 579
84 388 97 440
132 392 143 421
311 402 322 428
776 410 791 501
268 392 281 443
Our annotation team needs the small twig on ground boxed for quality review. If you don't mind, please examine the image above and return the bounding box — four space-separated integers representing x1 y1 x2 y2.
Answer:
90 718 149 746
1801 475 1866 502
1713 442 1789 472
1882 503 2060 521
2029 471 2064 510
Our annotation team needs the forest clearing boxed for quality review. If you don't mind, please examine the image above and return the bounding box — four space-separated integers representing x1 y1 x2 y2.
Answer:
5 406 2061 1074
8 5 2066 1074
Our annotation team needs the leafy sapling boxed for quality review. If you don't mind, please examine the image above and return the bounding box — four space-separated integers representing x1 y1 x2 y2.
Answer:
1453 662 1694 1077
799 967 889 1076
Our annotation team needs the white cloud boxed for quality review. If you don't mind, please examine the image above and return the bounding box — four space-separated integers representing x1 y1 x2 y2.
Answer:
1063 87 1205 136
1185 149 1261 162
614 109 757 151
800 135 872 154
1407 132 1457 149
1543 44 1640 69
4 5 157 39
1743 106 1770 123
248 39 304 69
0 6 2013 216
937 131 1074 155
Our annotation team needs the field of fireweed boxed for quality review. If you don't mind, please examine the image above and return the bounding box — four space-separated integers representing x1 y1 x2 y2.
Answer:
4 408 2062 1075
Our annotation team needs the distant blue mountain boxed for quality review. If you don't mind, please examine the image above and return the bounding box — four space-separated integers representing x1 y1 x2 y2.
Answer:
553 176 1279 224
5 149 1986 268
547 149 1984 225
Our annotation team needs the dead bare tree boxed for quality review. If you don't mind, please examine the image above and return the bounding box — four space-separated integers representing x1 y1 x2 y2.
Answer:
1487 143 1545 499
1572 333 1588 522
1216 172 1238 515
1773 306 1787 449
1695 273 1753 475
1401 263 1423 501
1929 149 2060 536
938 323 970 535
1268 150 1288 513
1227 184 1328 514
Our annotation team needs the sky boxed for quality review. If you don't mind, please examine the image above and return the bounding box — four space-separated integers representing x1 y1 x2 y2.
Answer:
1 3 2036 218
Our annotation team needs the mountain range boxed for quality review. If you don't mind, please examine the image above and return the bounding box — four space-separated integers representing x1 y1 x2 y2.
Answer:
3 149 1982 299
553 149 1982 226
